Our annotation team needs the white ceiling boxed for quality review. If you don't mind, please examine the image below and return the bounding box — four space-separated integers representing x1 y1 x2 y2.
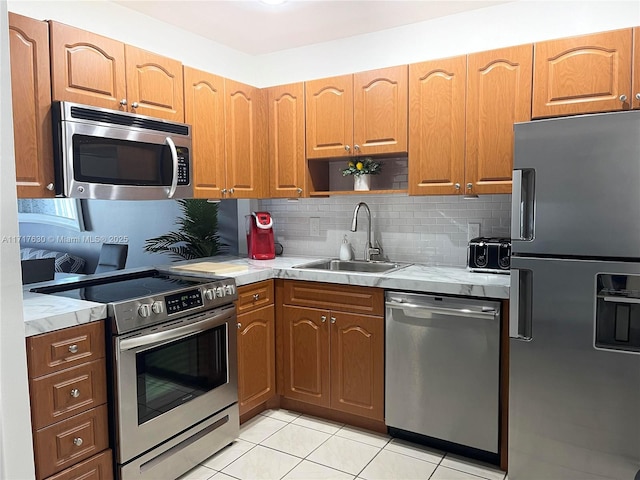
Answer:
111 0 510 55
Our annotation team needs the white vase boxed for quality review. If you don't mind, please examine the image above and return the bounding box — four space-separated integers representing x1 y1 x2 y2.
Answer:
353 174 370 191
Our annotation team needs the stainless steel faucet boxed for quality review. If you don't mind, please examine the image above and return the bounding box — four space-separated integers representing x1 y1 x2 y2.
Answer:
350 202 381 261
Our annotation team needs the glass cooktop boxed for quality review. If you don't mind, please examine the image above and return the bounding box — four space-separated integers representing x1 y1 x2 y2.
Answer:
30 269 210 304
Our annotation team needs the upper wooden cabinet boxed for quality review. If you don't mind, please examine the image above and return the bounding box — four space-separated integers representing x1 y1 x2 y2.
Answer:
532 28 633 118
466 44 532 195
224 79 268 198
633 27 640 110
50 21 184 122
124 45 184 121
186 72 267 199
305 66 408 159
409 45 531 196
9 12 55 198
184 67 226 199
267 83 307 198
409 55 466 195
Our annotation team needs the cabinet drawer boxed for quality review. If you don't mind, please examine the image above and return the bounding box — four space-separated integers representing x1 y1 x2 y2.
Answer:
27 322 105 378
34 404 109 480
45 449 113 480
283 281 384 316
236 280 274 314
30 359 107 430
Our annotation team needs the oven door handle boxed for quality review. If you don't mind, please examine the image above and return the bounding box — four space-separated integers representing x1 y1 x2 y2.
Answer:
118 306 235 352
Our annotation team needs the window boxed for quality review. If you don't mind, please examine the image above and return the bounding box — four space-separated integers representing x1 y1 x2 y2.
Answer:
17 199 85 231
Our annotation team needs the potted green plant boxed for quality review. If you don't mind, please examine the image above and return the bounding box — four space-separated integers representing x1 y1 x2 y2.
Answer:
341 157 382 191
144 199 226 260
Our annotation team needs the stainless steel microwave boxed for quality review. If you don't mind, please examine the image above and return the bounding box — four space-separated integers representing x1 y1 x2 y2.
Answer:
52 101 193 200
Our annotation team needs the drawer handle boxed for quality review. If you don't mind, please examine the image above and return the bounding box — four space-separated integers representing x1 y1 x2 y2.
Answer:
73 437 83 447
68 344 79 354
253 294 260 301
70 388 80 398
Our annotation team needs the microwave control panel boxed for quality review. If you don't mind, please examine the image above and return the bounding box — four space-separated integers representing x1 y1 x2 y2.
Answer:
176 147 190 185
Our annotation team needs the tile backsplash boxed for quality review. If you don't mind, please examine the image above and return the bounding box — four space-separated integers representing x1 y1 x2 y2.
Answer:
258 194 511 267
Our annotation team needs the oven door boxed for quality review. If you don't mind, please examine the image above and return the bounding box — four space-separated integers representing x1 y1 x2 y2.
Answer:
114 304 237 464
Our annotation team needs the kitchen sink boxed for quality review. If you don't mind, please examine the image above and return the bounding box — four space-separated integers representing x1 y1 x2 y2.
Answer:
292 259 412 274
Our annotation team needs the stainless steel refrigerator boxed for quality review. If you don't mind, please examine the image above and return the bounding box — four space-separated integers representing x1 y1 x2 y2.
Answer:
509 110 640 480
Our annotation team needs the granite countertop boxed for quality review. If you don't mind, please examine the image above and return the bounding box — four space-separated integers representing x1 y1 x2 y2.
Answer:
22 255 510 337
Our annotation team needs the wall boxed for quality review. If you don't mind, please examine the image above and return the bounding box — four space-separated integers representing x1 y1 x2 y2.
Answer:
19 199 239 272
6 0 257 85
0 0 36 476
259 194 511 267
255 0 640 86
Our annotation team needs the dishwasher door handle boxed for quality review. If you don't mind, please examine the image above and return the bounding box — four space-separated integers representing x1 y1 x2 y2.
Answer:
386 300 498 320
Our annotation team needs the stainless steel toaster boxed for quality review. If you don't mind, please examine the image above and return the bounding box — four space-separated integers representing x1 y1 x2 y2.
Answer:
467 237 511 274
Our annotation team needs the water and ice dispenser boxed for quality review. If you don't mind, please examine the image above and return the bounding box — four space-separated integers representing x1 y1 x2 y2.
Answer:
595 274 640 353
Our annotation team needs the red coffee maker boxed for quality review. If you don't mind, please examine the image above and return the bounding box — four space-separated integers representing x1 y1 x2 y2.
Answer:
246 212 275 260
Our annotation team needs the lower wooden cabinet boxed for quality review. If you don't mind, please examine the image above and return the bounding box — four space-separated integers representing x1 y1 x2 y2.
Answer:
236 281 276 417
45 449 112 480
26 322 112 480
281 281 384 421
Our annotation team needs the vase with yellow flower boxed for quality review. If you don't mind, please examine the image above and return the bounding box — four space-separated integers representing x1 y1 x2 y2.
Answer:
341 157 382 191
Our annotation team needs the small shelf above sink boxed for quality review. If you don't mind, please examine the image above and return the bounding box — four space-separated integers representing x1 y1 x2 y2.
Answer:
292 259 412 274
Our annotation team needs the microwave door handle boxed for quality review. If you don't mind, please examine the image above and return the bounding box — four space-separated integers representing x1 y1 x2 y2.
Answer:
166 136 179 198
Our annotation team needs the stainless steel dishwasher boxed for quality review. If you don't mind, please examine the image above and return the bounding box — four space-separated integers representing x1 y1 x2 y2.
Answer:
385 291 501 458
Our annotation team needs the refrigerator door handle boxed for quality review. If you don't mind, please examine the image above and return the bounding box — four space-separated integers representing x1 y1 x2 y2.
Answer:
510 268 533 341
511 169 535 241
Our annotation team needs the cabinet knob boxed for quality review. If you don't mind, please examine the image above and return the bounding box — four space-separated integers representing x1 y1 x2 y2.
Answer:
454 183 460 190
297 187 303 195
330 317 336 324
253 293 260 301
344 145 350 152
229 188 235 195
237 322 242 329
619 94 628 103
46 183 55 191
321 315 327 323
119 99 127 106
636 93 640 101
466 183 473 191
70 388 80 398
221 188 227 195
131 102 139 109
354 144 360 151
68 344 79 354
73 437 83 447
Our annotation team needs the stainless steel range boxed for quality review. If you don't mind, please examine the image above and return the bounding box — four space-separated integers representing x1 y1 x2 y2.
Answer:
32 269 239 479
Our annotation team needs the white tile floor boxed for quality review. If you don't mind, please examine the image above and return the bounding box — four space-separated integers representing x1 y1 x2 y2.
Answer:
178 409 507 480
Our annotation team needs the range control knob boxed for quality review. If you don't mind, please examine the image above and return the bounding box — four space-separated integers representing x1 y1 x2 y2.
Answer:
151 301 164 314
138 304 152 318
216 286 225 297
204 288 215 301
224 285 234 295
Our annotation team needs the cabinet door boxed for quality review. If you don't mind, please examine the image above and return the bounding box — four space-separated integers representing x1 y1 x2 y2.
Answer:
330 312 384 421
237 305 276 416
532 29 632 117
45 449 112 480
184 67 226 198
305 75 353 159
354 66 408 156
633 27 640 110
224 79 268 198
49 21 126 111
408 56 465 195
466 45 532 195
124 45 184 122
282 305 330 408
268 83 306 198
9 13 54 198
